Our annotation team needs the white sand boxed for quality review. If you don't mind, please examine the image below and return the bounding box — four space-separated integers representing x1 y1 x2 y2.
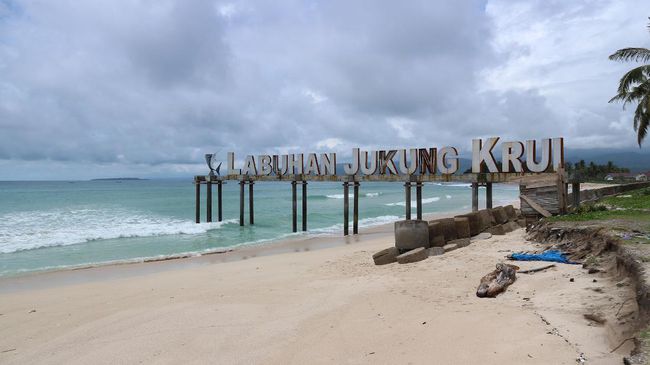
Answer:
0 226 636 364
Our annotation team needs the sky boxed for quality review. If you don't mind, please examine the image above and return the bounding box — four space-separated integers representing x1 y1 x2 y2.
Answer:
0 0 648 180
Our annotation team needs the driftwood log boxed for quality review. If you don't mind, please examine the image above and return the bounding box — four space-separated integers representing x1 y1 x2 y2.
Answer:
476 263 519 298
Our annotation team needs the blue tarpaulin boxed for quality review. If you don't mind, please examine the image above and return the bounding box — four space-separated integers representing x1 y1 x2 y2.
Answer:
509 250 579 264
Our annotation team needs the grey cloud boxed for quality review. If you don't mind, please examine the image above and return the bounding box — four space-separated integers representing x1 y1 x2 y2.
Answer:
0 0 646 179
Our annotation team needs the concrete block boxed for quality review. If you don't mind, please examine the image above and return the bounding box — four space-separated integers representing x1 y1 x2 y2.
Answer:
507 221 521 231
517 218 526 228
438 218 457 241
443 243 458 253
372 247 399 265
471 232 492 241
447 238 470 248
430 234 446 247
457 212 480 236
454 217 471 239
427 222 442 246
394 220 429 251
491 207 509 224
396 247 429 264
488 224 506 235
504 205 517 220
430 247 444 256
477 209 493 231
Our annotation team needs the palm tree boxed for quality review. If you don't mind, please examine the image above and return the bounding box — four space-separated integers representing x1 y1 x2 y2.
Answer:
609 18 650 146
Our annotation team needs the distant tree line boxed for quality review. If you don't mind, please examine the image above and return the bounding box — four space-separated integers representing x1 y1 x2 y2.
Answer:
565 160 630 179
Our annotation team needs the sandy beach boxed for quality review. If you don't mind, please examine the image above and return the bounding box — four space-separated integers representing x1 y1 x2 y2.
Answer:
0 212 636 364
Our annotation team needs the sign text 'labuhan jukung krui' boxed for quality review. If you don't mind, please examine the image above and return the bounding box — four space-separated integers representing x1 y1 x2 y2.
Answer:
223 137 564 176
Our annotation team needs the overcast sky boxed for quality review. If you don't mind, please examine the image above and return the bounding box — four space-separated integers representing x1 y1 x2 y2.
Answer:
0 0 648 179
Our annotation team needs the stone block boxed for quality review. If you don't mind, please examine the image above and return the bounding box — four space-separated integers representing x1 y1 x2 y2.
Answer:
430 234 446 247
491 207 509 224
454 217 471 239
427 222 442 246
504 205 517 220
477 209 493 231
488 224 506 235
471 232 492 241
457 212 480 236
394 220 429 251
443 243 458 253
396 247 429 264
438 218 457 241
517 218 526 228
447 238 470 248
373 247 399 265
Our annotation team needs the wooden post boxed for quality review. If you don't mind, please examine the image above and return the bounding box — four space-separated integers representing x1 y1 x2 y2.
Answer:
217 180 223 222
416 181 423 220
353 181 359 234
572 182 581 208
471 182 479 212
301 181 307 232
249 181 254 225
206 181 212 223
404 182 411 220
239 180 245 226
343 181 349 236
195 179 201 224
291 181 297 232
486 182 493 209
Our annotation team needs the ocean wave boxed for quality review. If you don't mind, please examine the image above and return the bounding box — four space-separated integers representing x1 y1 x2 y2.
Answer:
385 197 440 207
446 195 452 199
324 192 381 199
0 208 237 254
309 215 400 234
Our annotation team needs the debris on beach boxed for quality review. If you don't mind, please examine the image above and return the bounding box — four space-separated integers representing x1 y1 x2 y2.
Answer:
476 263 519 298
508 249 578 264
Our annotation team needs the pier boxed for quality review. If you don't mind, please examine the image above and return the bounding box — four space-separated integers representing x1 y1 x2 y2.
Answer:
193 172 558 236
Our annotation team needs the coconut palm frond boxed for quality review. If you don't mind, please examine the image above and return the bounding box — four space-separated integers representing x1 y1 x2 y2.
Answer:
609 82 650 107
632 95 650 145
616 64 650 94
609 47 650 63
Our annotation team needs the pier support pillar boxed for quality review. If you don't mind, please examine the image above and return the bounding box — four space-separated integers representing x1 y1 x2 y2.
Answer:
239 180 245 226
343 181 349 236
195 179 201 224
249 181 254 225
471 182 479 212
291 181 297 233
404 182 412 220
353 181 359 234
416 181 423 220
486 182 493 209
217 180 223 222
206 181 212 223
301 181 307 232
572 182 581 208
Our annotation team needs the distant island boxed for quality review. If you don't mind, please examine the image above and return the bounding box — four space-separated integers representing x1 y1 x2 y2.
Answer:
90 178 148 181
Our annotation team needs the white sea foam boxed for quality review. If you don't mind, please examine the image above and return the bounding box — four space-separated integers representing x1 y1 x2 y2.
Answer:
0 208 236 254
446 195 452 199
326 194 344 199
309 215 401 234
326 192 381 199
385 197 440 207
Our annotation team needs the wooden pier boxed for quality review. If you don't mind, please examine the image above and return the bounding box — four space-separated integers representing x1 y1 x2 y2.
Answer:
193 172 559 236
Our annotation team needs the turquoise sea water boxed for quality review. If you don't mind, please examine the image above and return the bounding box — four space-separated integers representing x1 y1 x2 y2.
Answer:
0 179 518 276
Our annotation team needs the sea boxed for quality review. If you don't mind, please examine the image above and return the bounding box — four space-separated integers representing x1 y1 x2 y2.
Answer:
0 179 519 277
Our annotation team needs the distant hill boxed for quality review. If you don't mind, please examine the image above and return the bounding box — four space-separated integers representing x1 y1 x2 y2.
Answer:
565 149 650 173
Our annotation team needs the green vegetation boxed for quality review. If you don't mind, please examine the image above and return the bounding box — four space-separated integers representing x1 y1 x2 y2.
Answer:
609 18 650 146
551 187 650 223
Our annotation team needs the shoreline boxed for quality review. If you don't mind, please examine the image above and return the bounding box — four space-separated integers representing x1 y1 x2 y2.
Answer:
0 219 634 364
0 209 468 293
0 182 615 289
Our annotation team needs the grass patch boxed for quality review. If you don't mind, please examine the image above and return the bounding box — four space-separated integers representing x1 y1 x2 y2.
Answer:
600 188 650 210
551 187 650 223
